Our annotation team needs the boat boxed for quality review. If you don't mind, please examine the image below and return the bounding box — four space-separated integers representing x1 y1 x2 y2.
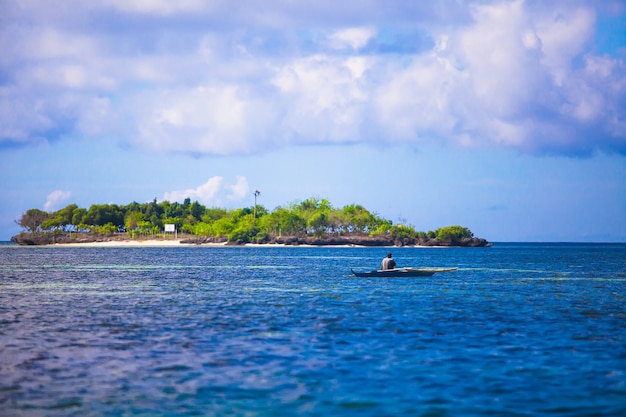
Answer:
350 267 458 277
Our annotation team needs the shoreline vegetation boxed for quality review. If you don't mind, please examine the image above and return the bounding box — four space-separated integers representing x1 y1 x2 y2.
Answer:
10 233 490 247
11 197 491 247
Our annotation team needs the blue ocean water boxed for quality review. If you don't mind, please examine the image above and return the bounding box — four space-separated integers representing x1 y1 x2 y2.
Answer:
0 243 624 416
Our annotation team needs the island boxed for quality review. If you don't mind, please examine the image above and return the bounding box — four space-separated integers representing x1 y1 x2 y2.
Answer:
11 197 491 247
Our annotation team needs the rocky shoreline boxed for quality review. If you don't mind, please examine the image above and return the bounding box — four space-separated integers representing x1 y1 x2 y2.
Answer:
182 235 491 247
11 233 491 247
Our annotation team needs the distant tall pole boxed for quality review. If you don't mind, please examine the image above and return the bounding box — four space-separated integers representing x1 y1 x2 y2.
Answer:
254 190 261 219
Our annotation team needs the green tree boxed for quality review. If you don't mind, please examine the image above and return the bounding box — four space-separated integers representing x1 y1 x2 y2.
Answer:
226 211 258 243
164 217 184 231
13 196 483 245
97 223 118 235
125 211 144 232
341 204 379 233
41 204 77 232
370 220 393 236
389 224 417 240
252 205 268 220
84 204 124 227
189 201 206 221
326 210 346 234
435 226 473 241
160 201 174 219
16 209 49 233
71 207 87 226
270 207 306 236
61 204 78 226
308 211 329 237
212 216 236 238
292 197 330 222
136 220 152 235
144 198 162 220
202 207 228 222
185 221 213 236
149 214 162 230
228 224 259 243
124 201 142 214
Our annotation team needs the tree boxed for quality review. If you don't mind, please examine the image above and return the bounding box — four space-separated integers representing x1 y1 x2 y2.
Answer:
97 223 118 235
202 207 228 222
228 224 260 243
189 201 205 221
212 216 236 238
16 209 49 234
389 224 417 241
71 207 87 226
124 201 142 213
41 204 79 232
435 226 473 241
292 197 330 221
84 204 124 227
144 198 161 219
12 196 482 245
125 211 144 232
149 214 163 230
46 204 78 231
326 210 346 234
308 211 329 237
270 208 306 236
164 216 184 230
185 221 213 236
370 220 393 237
342 204 379 233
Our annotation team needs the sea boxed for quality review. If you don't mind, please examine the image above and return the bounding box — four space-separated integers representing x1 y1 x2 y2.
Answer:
0 242 624 417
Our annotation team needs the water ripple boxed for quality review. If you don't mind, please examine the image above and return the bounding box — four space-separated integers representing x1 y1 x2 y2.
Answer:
0 244 625 416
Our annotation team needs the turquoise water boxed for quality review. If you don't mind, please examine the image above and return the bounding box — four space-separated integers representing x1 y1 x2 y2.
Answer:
0 243 625 416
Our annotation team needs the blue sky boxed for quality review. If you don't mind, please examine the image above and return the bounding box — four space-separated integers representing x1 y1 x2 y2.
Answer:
1 0 625 242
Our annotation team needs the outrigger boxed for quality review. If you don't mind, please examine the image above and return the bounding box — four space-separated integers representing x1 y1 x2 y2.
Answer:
350 267 458 277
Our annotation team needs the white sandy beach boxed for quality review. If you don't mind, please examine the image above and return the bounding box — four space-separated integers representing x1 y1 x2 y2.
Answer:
54 239 216 247
52 240 442 248
54 240 348 248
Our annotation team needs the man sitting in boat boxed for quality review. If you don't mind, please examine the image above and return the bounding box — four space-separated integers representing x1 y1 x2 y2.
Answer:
381 253 396 270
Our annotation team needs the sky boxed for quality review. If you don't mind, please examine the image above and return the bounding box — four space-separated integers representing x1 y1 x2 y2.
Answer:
1 0 625 242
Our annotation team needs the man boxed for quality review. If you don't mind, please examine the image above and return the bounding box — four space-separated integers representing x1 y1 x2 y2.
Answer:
381 253 396 270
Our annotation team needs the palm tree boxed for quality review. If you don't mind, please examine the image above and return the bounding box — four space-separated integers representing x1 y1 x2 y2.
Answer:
253 190 261 219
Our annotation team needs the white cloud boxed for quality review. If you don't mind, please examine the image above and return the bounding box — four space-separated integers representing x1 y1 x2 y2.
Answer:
102 0 208 15
121 84 279 155
1 0 625 156
272 54 370 143
44 190 72 212
369 0 626 153
163 176 250 206
535 6 596 86
226 176 250 201
328 27 376 50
